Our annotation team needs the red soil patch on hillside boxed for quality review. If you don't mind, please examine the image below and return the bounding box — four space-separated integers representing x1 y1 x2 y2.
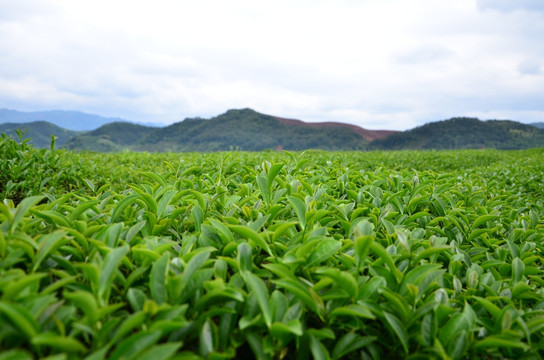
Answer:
274 116 397 142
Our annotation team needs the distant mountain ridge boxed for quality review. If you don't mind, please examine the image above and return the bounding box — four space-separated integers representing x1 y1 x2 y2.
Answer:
1 108 543 151
370 117 544 150
65 108 392 152
0 108 156 131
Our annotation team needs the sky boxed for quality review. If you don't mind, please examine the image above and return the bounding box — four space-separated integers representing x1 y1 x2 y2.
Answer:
0 0 543 130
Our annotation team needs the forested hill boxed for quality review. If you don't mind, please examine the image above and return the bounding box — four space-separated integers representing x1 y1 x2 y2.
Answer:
63 122 157 152
135 108 389 151
0 121 80 148
2 110 543 151
369 117 544 150
64 109 393 151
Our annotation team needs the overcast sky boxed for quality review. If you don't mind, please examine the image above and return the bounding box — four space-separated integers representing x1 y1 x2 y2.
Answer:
0 0 543 130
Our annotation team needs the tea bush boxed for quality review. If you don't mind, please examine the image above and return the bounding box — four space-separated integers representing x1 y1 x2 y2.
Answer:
1 136 543 359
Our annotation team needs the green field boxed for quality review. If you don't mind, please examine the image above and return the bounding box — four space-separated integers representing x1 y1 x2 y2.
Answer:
1 134 544 359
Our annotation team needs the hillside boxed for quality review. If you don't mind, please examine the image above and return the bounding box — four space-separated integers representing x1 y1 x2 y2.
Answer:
274 116 396 142
63 122 157 151
531 122 544 129
137 108 380 151
370 117 544 150
66 109 391 152
4 109 542 152
0 108 140 131
0 121 80 148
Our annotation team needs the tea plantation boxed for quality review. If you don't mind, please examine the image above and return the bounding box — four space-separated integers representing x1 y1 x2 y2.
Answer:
1 134 543 359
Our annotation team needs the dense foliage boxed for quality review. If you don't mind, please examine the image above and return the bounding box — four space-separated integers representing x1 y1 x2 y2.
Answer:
1 135 544 359
370 117 544 150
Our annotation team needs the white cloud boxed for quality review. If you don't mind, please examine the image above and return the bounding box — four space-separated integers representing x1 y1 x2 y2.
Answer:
0 0 543 130
518 59 542 75
476 0 544 13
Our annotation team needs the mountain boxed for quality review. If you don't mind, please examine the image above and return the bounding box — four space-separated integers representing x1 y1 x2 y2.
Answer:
370 117 544 150
0 108 149 131
66 108 394 152
273 116 396 142
5 109 541 152
0 121 81 148
63 122 157 152
530 122 544 129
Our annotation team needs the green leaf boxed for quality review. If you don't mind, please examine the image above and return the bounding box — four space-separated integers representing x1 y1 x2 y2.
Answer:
471 335 530 351
370 242 402 281
414 246 451 262
31 332 87 353
199 319 215 357
512 257 525 284
10 195 44 233
109 331 162 360
131 189 158 215
332 333 376 359
64 291 99 324
237 242 252 273
194 287 245 310
256 173 270 205
140 172 167 187
473 296 501 319
2 273 46 300
104 222 124 248
421 313 437 347
31 210 72 228
439 302 476 347
156 189 176 219
384 312 409 353
127 288 146 312
182 250 212 287
0 301 39 338
150 252 169 304
111 311 147 344
329 304 375 320
70 200 98 221
354 235 373 269
208 218 235 244
98 245 129 303
267 163 284 190
471 214 498 229
305 238 342 268
309 334 330 360
133 342 183 360
111 194 140 223
315 268 358 299
0 349 33 360
269 320 303 337
228 224 272 256
287 195 307 229
274 278 323 319
243 271 272 327
191 205 203 232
